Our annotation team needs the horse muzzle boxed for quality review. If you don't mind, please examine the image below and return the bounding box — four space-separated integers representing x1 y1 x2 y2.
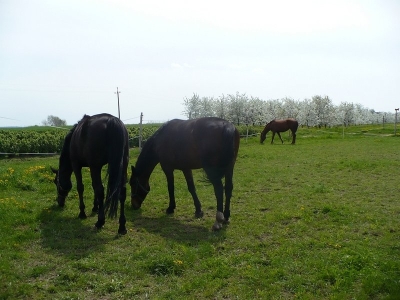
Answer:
131 197 142 210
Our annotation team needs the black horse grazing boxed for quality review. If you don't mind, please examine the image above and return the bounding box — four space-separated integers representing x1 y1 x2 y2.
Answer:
129 117 240 231
260 118 299 145
52 113 129 234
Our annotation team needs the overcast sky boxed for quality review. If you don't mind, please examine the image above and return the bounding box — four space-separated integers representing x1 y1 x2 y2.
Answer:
1 0 399 126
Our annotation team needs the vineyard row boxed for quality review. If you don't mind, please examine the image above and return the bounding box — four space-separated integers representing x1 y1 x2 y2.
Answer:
0 124 257 155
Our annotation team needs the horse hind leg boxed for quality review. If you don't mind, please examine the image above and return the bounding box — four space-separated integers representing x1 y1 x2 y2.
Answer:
91 169 105 229
211 178 225 231
118 156 128 235
94 186 105 229
213 211 225 231
118 183 127 235
291 131 297 144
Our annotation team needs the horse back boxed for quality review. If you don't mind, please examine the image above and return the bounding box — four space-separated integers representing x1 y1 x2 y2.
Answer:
155 117 238 170
69 114 127 167
268 118 298 132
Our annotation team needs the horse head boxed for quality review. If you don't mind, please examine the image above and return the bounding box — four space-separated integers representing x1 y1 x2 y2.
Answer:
51 167 72 207
129 166 150 209
260 122 272 144
260 131 267 143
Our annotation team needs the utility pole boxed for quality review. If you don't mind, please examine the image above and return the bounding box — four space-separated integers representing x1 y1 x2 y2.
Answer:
395 108 399 135
115 87 121 119
139 112 143 151
382 114 385 129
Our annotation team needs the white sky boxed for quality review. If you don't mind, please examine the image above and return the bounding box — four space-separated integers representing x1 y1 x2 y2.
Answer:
1 0 399 126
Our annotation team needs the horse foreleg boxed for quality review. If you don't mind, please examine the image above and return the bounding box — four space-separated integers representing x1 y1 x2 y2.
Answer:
92 195 99 213
291 131 297 144
211 179 225 231
271 132 276 144
74 168 86 219
163 169 176 214
183 169 203 218
277 132 284 144
91 169 105 229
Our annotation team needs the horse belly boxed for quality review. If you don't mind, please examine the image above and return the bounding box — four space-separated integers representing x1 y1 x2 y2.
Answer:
160 153 202 171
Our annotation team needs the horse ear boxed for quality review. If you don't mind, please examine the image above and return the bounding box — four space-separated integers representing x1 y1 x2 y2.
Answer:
50 167 58 174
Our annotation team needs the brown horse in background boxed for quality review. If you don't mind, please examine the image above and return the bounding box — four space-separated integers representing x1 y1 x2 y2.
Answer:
260 118 299 144
129 117 240 231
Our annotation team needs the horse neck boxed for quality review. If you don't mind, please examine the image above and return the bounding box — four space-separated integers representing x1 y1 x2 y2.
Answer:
59 131 74 183
135 140 159 181
262 125 270 135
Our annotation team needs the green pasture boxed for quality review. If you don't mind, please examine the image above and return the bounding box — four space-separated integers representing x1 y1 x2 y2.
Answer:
0 125 399 299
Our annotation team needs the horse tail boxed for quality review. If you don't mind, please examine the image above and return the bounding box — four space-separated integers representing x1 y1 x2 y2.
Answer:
205 123 239 182
104 117 128 218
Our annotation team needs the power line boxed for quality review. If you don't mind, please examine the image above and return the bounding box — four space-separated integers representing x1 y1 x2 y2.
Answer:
0 116 20 121
122 116 140 122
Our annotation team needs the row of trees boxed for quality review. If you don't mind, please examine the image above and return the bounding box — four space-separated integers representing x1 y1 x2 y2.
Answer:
182 93 395 127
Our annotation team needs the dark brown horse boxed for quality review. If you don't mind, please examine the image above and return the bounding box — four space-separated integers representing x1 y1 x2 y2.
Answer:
129 117 240 231
260 118 299 144
52 113 129 234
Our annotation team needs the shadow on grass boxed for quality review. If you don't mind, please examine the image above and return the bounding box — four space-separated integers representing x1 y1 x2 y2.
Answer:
130 208 227 244
37 204 109 258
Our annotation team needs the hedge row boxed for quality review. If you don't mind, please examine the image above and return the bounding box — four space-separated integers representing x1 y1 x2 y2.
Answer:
0 130 66 154
0 124 259 154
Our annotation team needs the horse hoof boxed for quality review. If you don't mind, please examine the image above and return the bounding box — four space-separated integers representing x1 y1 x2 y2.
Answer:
216 211 225 223
212 222 222 231
95 221 104 229
78 212 87 219
166 207 175 214
195 211 204 218
118 228 127 235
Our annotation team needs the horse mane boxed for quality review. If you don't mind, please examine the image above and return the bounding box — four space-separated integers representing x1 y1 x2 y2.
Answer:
79 115 91 136
66 114 90 136
59 125 75 167
57 121 78 191
141 120 171 153
59 115 91 171
136 130 157 170
135 121 171 174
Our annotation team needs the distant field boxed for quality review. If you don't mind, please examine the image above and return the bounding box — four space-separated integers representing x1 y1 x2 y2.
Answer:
0 125 399 299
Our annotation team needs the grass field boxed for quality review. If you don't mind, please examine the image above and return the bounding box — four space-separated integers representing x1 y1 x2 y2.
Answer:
1 125 399 299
